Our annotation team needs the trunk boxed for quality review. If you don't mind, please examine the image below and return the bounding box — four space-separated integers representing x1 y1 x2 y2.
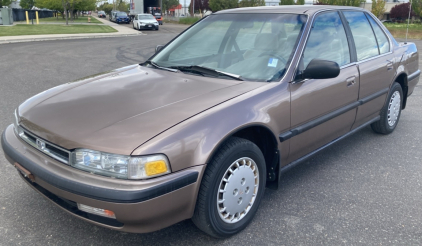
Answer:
70 1 75 22
62 0 68 25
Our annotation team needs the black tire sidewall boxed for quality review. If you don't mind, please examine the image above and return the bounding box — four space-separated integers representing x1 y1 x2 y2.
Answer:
206 144 266 237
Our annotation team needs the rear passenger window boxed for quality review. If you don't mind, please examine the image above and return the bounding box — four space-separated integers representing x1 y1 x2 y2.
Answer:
302 11 350 68
343 11 379 61
366 13 390 54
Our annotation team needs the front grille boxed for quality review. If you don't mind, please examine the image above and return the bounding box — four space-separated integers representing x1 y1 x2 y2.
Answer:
18 127 70 164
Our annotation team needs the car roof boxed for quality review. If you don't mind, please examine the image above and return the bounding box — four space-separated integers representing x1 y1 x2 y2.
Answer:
215 5 365 15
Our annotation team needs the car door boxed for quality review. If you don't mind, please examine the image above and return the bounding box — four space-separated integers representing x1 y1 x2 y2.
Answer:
342 11 395 128
287 11 359 163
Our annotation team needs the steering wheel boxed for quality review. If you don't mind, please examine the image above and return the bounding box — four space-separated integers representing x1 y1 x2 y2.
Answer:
258 53 287 66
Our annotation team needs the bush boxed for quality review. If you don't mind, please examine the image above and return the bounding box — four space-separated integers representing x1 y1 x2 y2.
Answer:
179 17 201 25
390 3 415 20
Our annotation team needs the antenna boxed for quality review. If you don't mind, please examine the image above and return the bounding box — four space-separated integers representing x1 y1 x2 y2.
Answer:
405 0 413 44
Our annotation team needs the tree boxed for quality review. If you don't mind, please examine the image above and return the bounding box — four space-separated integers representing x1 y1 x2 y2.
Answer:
208 0 237 12
0 0 12 7
279 0 294 5
371 0 386 19
98 2 113 15
37 0 63 18
411 0 422 19
390 3 415 21
117 0 128 12
239 0 265 7
316 0 361 7
297 0 305 5
20 0 35 9
190 0 209 12
163 0 179 11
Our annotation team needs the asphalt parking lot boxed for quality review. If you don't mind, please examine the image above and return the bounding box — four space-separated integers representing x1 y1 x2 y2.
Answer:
0 24 421 245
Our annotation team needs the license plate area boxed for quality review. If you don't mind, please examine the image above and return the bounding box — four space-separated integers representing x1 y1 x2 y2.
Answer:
14 162 35 182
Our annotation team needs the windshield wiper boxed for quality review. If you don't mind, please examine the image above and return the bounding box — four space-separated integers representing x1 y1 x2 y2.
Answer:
142 60 179 73
168 65 244 81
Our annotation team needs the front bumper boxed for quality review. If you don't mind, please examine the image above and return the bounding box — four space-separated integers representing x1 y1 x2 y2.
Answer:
139 24 158 29
116 19 130 23
1 125 205 233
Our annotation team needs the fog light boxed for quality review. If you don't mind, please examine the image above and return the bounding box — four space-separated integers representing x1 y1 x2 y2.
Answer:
77 203 116 218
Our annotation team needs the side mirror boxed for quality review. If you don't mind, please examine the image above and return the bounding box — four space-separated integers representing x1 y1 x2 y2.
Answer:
302 59 340 80
155 45 165 53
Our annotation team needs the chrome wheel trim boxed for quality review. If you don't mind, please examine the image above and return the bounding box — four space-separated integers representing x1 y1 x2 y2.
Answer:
387 91 401 127
217 157 259 224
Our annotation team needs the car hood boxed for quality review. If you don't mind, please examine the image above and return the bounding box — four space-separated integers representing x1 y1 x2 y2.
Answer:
18 65 266 155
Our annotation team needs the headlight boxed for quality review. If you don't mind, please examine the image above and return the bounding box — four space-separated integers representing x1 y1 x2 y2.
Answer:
71 149 171 180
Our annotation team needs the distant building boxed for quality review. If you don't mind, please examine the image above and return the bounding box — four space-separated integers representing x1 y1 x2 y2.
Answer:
169 4 184 16
265 0 280 6
9 1 21 8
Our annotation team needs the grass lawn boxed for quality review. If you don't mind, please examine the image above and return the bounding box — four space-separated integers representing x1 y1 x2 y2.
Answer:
0 24 117 36
178 17 201 25
164 17 201 25
39 16 102 24
383 23 422 39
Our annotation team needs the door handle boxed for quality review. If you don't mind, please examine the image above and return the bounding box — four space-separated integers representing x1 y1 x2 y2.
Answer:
386 60 394 70
346 76 356 87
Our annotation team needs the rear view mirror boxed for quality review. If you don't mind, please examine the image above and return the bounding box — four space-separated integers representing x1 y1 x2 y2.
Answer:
155 45 164 53
302 59 340 80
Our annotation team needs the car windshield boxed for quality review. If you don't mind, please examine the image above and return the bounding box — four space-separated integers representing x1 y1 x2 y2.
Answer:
140 15 155 20
98 11 104 14
117 12 127 17
150 13 307 82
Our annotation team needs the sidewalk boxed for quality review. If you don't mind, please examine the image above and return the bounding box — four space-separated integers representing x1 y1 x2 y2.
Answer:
0 16 142 44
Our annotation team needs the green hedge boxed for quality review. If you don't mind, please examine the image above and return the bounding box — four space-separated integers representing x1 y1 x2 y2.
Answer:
179 17 201 25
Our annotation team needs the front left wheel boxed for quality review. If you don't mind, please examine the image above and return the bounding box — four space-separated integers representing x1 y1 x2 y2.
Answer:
192 137 266 238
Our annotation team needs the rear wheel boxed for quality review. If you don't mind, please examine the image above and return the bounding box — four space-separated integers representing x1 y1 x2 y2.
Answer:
192 137 266 238
371 82 403 134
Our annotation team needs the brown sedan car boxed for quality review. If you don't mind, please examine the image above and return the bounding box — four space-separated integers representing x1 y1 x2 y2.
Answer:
1 6 420 238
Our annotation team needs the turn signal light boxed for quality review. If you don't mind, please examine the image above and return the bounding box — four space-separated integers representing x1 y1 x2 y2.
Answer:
145 160 168 176
77 203 116 219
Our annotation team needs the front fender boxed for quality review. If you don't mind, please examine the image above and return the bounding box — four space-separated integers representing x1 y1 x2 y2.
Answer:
131 82 291 173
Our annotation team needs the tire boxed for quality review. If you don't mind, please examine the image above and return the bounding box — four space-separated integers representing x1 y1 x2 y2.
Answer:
155 26 159 31
371 82 403 134
192 137 266 238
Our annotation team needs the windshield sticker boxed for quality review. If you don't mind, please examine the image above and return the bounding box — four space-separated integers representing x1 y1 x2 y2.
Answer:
268 58 278 67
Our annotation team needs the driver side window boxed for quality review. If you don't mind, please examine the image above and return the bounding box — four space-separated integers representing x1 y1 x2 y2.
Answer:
302 11 351 69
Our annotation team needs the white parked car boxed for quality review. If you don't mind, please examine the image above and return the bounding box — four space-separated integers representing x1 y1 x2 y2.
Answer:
133 14 159 31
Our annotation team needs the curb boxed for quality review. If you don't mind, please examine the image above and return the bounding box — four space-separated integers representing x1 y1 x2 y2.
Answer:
0 32 145 44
